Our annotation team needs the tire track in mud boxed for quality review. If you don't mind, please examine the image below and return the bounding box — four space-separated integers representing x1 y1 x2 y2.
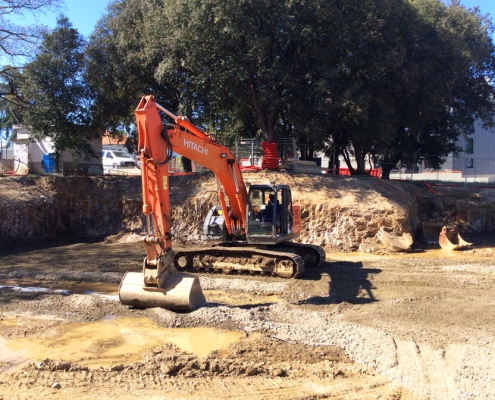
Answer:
148 290 495 399
389 340 495 399
0 372 411 400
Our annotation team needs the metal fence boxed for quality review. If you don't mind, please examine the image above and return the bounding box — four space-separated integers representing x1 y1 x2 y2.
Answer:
234 138 297 167
387 155 495 183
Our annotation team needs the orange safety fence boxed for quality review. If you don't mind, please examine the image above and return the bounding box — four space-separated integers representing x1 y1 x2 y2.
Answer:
338 168 382 177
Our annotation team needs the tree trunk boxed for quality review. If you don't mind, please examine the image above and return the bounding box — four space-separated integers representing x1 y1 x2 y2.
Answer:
301 143 315 161
182 157 192 172
341 148 356 174
352 143 367 175
380 152 402 179
55 152 61 173
380 163 394 179
248 82 279 143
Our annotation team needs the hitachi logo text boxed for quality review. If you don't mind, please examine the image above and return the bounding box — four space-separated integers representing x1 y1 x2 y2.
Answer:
184 139 208 155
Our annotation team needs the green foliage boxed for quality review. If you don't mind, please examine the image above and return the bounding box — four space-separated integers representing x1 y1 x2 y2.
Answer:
87 0 328 142
21 16 103 161
1 1 62 143
86 0 495 176
0 66 24 142
374 0 495 177
85 0 184 135
304 0 495 176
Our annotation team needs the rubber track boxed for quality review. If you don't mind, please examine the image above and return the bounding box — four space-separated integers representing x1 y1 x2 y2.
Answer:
174 246 305 278
280 242 326 267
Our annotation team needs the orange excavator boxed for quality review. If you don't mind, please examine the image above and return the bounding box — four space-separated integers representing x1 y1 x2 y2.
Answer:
119 95 325 311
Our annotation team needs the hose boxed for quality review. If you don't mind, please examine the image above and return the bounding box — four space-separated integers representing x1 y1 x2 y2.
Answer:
153 127 173 167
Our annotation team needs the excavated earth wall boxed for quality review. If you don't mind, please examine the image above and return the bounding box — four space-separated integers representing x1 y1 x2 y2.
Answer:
1 173 494 250
419 185 495 232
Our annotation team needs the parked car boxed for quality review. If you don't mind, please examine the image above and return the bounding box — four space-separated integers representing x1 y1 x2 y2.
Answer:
102 150 136 169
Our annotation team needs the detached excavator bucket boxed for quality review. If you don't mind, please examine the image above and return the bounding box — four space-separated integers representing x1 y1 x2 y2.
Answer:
439 226 472 251
376 227 413 252
119 272 207 311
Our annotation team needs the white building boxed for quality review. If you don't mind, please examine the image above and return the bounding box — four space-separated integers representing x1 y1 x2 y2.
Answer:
13 125 103 175
394 120 495 182
447 119 495 182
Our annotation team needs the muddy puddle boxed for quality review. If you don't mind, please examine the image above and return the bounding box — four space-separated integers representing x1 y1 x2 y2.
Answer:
0 280 119 299
0 315 251 371
327 246 493 262
204 289 282 306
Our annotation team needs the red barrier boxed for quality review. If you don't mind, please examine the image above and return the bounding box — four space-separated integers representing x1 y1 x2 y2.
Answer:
338 168 382 177
261 142 279 170
240 165 262 171
369 168 382 178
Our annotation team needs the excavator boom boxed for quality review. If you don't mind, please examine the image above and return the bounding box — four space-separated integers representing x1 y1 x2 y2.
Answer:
137 95 249 236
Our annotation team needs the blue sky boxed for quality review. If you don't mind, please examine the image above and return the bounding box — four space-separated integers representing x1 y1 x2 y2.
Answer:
13 0 495 40
54 0 111 37
459 0 495 24
13 0 111 38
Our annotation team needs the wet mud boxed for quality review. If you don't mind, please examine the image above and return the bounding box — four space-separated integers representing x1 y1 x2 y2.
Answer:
2 174 495 398
2 239 495 399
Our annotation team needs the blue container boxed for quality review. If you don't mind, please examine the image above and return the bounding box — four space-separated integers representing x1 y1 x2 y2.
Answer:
42 153 56 173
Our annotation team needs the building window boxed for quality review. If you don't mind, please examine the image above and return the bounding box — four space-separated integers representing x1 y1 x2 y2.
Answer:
466 158 474 168
466 138 473 154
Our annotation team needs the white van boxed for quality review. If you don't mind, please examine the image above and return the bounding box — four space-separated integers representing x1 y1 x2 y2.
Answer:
102 150 136 169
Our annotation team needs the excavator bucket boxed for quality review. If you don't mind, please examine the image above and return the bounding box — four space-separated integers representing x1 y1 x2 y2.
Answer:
119 272 207 311
376 227 413 252
439 226 472 251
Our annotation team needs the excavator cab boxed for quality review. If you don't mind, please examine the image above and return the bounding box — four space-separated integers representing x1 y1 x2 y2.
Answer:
246 184 299 244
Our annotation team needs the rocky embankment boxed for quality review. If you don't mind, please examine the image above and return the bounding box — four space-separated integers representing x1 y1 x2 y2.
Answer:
0 173 494 250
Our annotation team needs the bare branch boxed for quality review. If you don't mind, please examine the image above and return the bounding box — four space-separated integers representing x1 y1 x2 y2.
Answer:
0 1 60 16
0 0 62 62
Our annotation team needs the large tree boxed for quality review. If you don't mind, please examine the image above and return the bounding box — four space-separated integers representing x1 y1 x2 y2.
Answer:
296 0 416 172
87 0 495 175
368 0 495 178
1 0 62 111
153 0 324 143
86 0 333 143
310 0 495 176
21 16 102 168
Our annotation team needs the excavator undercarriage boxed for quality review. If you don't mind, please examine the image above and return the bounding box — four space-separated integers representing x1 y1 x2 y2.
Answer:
173 243 325 279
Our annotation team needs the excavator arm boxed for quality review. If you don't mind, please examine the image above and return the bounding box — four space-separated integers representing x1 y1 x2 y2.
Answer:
119 94 250 311
119 95 219 311
136 95 249 238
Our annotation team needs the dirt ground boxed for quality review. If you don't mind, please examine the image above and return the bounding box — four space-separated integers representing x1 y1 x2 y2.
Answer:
1 173 495 399
1 237 495 399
